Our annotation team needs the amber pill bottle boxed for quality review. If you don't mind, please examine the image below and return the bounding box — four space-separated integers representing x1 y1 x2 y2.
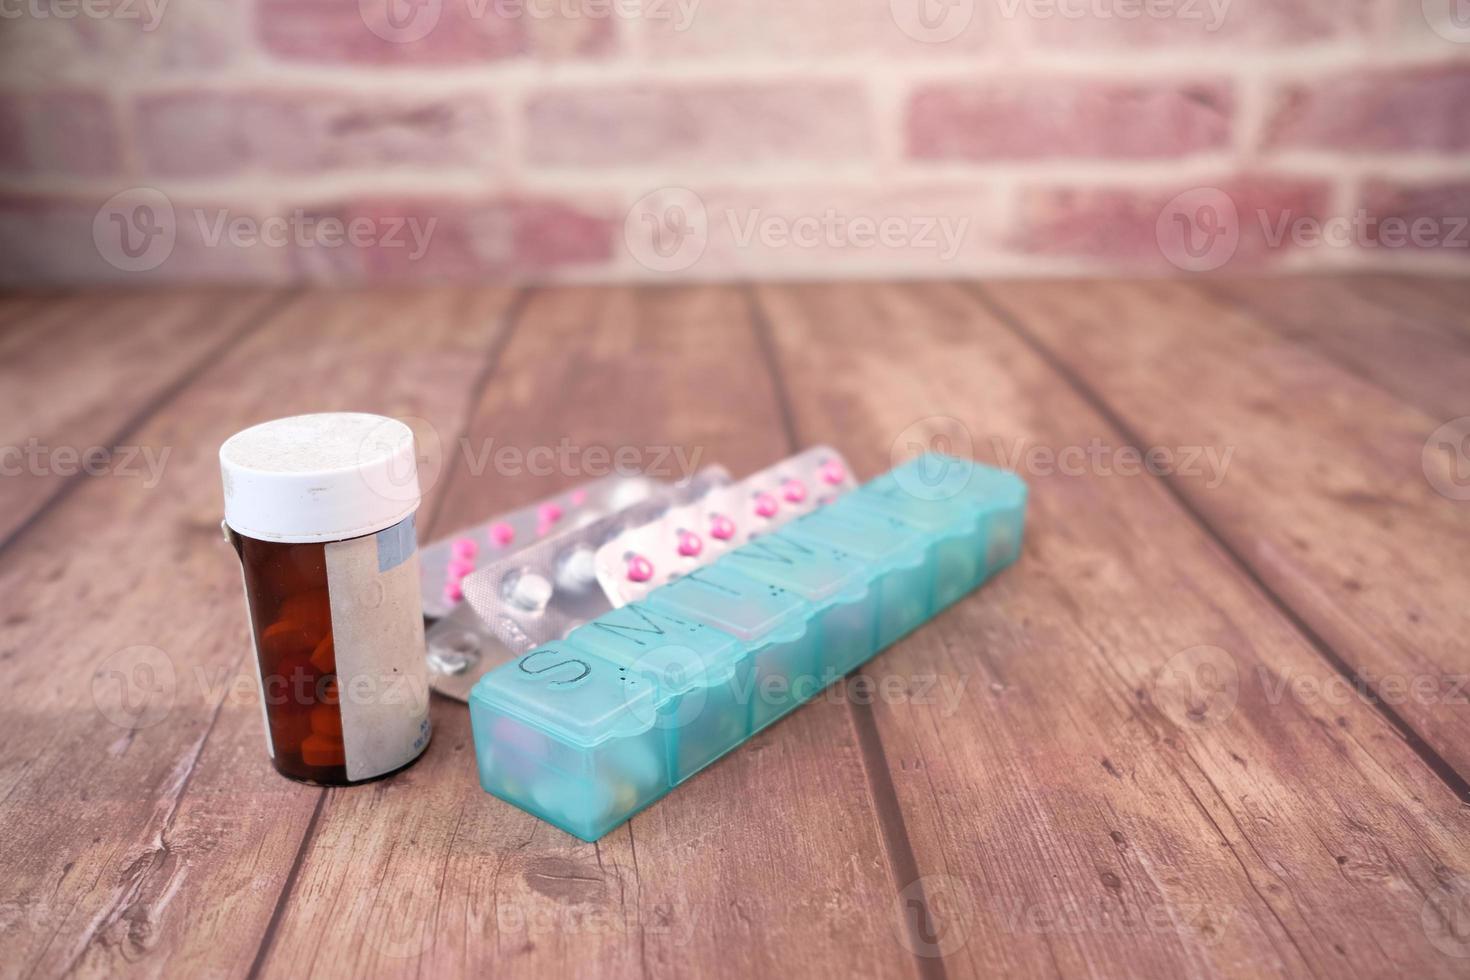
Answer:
220 413 432 785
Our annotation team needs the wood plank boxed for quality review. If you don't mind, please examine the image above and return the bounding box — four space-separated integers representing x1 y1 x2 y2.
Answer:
1204 276 1470 421
0 288 286 548
1349 275 1470 343
251 285 924 980
755 281 1470 979
0 287 517 979
978 278 1470 782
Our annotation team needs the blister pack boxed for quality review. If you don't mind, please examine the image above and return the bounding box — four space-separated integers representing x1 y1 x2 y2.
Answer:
593 446 856 606
426 467 731 701
419 474 662 620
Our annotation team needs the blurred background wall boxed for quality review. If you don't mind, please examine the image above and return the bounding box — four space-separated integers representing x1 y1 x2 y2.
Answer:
0 0 1466 284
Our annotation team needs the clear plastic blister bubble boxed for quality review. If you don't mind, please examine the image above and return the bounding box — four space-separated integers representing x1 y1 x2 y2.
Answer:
419 473 664 620
593 446 856 607
425 467 733 702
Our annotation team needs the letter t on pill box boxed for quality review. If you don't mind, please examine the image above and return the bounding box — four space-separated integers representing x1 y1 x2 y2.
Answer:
220 412 432 785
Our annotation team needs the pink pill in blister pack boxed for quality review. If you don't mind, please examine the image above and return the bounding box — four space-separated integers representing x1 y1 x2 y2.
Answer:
593 446 857 607
710 513 736 540
417 473 666 620
625 553 655 582
676 528 703 557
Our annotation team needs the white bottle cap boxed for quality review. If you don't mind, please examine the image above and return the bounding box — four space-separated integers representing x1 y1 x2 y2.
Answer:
220 413 422 544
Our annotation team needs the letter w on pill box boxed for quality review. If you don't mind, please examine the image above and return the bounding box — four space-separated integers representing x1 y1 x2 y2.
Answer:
468 452 1027 841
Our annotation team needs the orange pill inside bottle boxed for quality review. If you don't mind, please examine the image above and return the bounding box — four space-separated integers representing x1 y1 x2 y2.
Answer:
221 413 432 786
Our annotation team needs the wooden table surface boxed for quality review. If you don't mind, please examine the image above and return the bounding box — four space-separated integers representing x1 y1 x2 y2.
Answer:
3 277 1470 979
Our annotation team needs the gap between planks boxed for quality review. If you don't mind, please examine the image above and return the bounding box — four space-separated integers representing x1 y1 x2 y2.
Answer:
963 280 1470 807
242 286 535 979
744 284 948 980
0 290 299 559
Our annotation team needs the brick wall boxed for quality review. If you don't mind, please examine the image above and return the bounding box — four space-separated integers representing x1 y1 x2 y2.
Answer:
1 0 1467 284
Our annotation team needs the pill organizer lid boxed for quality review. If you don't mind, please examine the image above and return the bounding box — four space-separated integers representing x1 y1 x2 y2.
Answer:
565 602 745 695
220 413 420 544
470 643 660 748
881 454 1027 510
648 562 811 643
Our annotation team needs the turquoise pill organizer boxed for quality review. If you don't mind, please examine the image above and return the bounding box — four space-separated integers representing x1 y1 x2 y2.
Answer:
468 453 1027 841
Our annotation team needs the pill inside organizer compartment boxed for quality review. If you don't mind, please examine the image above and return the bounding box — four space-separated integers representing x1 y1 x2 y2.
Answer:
567 603 752 782
842 460 1028 615
469 642 670 842
717 530 878 681
646 561 819 730
782 498 935 648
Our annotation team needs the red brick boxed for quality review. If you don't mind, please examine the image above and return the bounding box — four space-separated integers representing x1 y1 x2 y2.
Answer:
0 92 121 178
527 83 872 168
0 0 242 85
1360 181 1470 255
0 193 288 285
908 80 1232 161
639 0 999 58
1011 177 1332 271
1026 0 1372 47
1264 65 1470 152
257 0 613 64
136 91 499 177
286 198 617 280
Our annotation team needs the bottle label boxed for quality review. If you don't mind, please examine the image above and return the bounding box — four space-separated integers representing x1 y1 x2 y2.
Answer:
325 513 432 780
